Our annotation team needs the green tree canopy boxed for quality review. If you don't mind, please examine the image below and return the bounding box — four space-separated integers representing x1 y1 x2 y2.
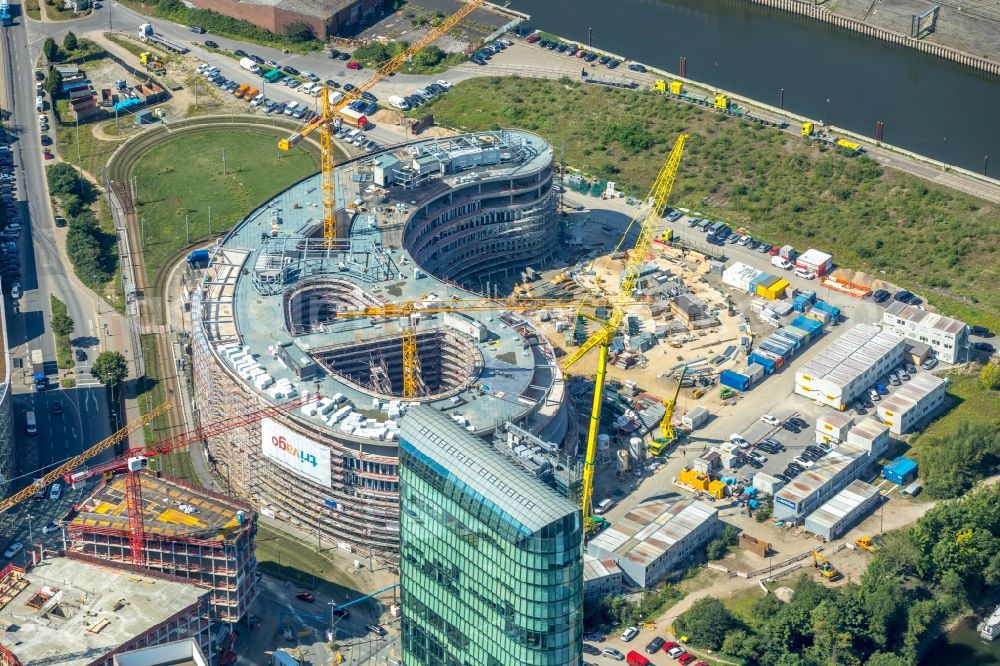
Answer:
50 311 75 338
981 362 1000 390
91 351 129 386
673 597 737 650
43 38 59 62
63 31 77 51
44 67 63 99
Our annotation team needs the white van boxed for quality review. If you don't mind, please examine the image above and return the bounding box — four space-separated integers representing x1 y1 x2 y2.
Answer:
595 498 613 514
388 95 410 111
283 101 299 116
771 256 792 270
25 411 36 436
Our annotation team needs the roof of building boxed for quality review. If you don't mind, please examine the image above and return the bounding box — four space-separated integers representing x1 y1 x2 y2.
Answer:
0 557 205 666
399 406 578 536
587 499 717 570
880 373 945 415
69 473 253 541
775 443 868 507
221 0 354 19
798 324 905 390
817 410 855 430
114 639 208 666
847 418 889 443
198 130 563 440
583 554 622 582
797 248 832 265
884 301 967 336
672 293 705 315
805 479 878 532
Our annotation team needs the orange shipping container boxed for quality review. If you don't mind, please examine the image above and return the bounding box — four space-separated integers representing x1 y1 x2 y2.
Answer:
234 83 249 98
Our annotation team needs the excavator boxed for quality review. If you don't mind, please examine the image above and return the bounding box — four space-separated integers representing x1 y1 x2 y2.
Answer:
812 550 841 580
855 536 877 553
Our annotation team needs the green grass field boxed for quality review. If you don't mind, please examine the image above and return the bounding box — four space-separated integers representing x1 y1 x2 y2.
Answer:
416 77 1000 329
132 129 320 280
910 373 1000 443
255 523 363 594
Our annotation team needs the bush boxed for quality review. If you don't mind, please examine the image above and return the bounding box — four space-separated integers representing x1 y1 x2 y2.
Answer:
284 20 314 42
981 362 1000 390
353 41 406 67
706 525 739 560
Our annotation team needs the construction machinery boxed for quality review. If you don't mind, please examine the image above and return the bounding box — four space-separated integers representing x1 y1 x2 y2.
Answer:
855 536 877 553
561 134 688 533
648 366 687 456
812 550 840 580
277 0 487 241
335 296 623 399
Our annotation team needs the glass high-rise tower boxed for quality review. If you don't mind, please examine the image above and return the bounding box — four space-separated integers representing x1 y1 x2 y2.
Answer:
399 407 583 666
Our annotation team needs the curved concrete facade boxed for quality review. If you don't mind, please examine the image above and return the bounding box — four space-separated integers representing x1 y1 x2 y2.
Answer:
189 131 568 560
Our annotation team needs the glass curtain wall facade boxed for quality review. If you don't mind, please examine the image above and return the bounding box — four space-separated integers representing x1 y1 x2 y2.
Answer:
399 407 583 666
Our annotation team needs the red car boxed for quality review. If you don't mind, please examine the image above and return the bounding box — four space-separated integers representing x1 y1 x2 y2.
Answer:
769 245 781 256
694 662 710 666
346 61 361 70
296 591 315 602
525 33 540 43
678 653 696 665
662 641 679 653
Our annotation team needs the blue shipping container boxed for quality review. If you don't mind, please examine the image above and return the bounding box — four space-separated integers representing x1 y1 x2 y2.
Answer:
883 457 918 485
748 352 776 374
720 370 750 391
812 300 842 318
783 326 808 343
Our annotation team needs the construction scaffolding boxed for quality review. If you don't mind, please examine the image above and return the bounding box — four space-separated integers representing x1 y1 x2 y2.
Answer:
65 473 258 623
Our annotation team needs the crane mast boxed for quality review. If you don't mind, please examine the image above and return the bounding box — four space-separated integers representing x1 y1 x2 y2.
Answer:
563 134 688 532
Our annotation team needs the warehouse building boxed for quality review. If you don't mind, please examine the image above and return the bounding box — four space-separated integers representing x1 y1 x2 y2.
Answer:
795 324 906 410
587 500 720 588
882 301 968 364
0 556 212 666
583 555 624 600
845 418 890 458
190 0 380 40
803 479 881 540
876 373 947 434
66 473 258 623
773 442 872 523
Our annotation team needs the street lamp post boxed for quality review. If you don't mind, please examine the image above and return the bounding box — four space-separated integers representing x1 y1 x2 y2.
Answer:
26 514 33 545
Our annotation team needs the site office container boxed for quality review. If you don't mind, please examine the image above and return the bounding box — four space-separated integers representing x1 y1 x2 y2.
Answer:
338 107 369 129
748 352 777 374
720 369 751 391
812 300 842 321
745 363 765 383
626 651 651 666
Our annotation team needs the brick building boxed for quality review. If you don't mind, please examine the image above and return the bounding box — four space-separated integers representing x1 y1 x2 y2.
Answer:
190 0 382 40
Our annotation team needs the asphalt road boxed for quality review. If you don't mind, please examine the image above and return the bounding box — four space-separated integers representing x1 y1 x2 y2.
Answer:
1 2 114 516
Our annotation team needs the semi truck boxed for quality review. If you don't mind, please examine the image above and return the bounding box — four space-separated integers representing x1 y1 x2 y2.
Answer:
239 57 261 74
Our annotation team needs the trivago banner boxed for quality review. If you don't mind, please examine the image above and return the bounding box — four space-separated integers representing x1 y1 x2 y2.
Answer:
261 418 331 488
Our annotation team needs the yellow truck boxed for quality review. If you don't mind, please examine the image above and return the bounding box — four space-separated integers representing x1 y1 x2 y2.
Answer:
234 83 250 98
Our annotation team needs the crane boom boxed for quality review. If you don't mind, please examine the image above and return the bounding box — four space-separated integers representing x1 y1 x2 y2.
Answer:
659 366 687 445
0 403 170 515
278 0 488 241
562 134 688 532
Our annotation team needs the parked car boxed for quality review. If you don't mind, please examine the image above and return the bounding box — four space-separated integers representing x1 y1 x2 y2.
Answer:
42 521 60 534
794 267 815 280
789 417 808 428
971 325 994 338
204 40 219 49
49 483 62 501
921 357 938 369
869 388 881 402
760 414 780 426
621 626 639 642
782 421 800 433
628 63 647 72
525 33 541 43
972 342 995 353
3 542 22 559
667 646 685 659
366 624 387 637
894 290 916 303
871 289 891 303
583 644 601 655
347 61 361 70
678 654 697 665
602 647 625 661
729 434 751 448
189 25 206 33
331 607 349 619
282 65 300 75
338 52 350 60
888 372 901 385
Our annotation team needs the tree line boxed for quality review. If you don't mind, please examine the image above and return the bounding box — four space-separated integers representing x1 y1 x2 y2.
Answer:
671 483 1000 665
46 163 116 290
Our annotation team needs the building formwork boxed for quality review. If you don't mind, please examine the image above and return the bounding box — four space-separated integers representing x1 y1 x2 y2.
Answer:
65 473 258 623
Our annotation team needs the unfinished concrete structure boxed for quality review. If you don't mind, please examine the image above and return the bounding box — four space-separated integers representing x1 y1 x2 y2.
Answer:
65 473 257 623
187 131 569 562
0 557 212 666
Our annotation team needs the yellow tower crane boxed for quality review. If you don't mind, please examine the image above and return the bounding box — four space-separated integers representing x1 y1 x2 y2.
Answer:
277 0 488 240
562 134 688 533
336 296 624 399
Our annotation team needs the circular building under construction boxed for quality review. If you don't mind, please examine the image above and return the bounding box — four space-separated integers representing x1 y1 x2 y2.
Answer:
189 130 573 559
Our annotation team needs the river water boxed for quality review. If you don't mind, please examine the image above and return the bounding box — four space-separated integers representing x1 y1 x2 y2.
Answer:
506 0 1000 175
922 617 1000 664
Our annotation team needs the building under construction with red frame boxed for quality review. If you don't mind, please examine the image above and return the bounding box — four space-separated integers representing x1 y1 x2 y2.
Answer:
64 471 258 623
